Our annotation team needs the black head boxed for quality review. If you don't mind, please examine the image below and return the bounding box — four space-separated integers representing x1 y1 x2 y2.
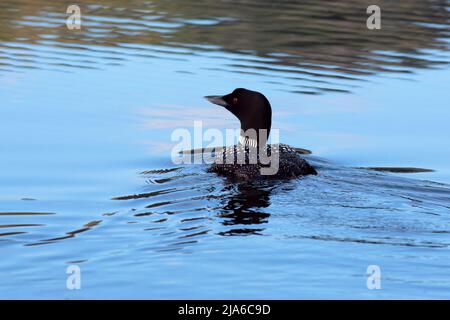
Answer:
204 88 272 145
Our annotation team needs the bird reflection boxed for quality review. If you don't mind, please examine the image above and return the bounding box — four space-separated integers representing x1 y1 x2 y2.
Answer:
217 182 276 236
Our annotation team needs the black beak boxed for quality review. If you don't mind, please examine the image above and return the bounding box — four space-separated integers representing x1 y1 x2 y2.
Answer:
204 95 228 107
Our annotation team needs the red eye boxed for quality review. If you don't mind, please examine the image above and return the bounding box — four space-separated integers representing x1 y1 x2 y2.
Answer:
233 97 238 104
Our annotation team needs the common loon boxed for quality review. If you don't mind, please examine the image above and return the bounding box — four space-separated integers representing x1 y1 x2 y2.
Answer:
204 88 317 180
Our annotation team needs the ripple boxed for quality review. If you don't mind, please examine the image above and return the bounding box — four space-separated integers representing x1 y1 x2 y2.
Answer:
0 0 448 94
0 212 55 216
99 161 450 253
25 220 102 246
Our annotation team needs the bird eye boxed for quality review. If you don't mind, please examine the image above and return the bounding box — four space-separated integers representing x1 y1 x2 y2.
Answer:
233 97 238 104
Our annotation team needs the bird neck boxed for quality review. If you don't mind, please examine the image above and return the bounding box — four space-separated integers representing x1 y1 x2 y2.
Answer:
239 135 258 148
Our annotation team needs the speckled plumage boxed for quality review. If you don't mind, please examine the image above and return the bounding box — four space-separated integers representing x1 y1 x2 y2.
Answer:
208 143 317 180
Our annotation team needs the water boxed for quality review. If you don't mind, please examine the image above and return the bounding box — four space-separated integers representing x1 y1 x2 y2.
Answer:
0 0 449 299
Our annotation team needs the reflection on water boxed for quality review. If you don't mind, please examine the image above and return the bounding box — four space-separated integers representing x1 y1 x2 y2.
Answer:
1 157 450 297
3 160 449 250
0 0 449 94
217 183 272 236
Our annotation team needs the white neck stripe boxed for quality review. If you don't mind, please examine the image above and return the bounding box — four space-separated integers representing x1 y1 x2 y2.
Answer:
239 135 258 148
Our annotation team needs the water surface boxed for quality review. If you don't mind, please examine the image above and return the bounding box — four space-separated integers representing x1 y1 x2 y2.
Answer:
0 0 449 299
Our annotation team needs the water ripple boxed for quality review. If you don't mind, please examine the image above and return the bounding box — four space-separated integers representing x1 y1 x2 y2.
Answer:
0 0 448 94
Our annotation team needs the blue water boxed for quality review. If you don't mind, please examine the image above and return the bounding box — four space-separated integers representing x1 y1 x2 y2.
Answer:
0 0 449 299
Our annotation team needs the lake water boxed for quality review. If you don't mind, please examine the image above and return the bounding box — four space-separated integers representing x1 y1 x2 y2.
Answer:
0 0 449 299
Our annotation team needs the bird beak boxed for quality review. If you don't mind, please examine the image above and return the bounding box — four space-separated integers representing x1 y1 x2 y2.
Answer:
204 95 228 107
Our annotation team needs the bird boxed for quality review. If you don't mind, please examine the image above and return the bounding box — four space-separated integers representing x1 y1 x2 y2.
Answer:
204 88 317 180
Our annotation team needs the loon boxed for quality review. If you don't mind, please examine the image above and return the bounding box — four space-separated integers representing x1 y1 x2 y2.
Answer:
204 88 317 180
